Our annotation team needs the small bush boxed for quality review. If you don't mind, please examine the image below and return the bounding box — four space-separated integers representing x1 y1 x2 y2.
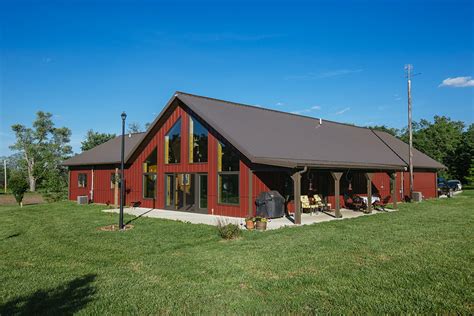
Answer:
41 169 68 202
9 172 29 207
217 220 242 240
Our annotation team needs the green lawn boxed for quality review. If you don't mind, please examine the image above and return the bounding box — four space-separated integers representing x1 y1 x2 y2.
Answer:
1 192 473 314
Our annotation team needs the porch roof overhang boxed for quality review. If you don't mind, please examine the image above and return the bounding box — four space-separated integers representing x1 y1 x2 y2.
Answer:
252 157 406 171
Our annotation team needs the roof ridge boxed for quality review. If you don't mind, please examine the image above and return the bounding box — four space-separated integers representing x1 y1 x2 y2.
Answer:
175 91 373 131
370 129 408 166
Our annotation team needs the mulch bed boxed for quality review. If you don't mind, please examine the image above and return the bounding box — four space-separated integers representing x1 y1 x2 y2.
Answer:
97 224 134 232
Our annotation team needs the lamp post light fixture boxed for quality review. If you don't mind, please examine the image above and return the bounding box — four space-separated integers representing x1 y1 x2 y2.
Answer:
119 111 127 230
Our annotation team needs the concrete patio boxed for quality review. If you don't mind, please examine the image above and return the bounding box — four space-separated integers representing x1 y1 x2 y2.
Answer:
103 207 396 230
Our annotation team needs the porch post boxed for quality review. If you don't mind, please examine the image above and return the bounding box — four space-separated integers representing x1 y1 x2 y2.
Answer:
248 168 253 217
365 173 373 213
114 167 119 207
291 172 302 225
389 172 398 209
330 172 343 218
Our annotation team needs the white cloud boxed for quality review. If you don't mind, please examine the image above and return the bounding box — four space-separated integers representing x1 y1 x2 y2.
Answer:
335 107 351 115
291 105 322 115
318 69 363 78
275 102 284 106
439 76 474 88
285 69 363 80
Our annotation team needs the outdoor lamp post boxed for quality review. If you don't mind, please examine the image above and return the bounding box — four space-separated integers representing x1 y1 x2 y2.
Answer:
119 111 127 230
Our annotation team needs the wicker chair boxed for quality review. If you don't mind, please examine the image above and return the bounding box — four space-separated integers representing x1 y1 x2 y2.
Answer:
300 195 318 215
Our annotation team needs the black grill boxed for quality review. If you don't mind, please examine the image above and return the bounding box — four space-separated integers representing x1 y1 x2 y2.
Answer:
255 191 285 218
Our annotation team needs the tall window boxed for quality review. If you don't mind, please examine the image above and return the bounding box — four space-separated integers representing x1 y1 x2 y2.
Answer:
218 142 239 204
143 148 157 199
78 173 87 188
110 173 116 189
165 119 181 164
189 116 208 163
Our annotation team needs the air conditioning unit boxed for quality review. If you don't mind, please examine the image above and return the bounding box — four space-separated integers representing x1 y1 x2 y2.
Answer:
412 192 422 202
77 196 88 205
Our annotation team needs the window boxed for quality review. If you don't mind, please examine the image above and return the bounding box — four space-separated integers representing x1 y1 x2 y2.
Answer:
218 142 239 204
165 119 181 164
78 173 87 188
110 173 116 189
189 116 208 163
143 148 157 199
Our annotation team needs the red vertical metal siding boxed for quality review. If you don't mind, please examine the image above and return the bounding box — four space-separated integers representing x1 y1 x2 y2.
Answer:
69 169 92 201
69 102 438 215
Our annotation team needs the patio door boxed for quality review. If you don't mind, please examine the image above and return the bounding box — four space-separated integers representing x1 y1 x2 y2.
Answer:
165 173 207 213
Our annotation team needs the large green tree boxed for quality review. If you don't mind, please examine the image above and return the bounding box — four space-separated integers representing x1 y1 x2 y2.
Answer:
10 111 72 192
367 125 400 137
400 116 469 181
448 124 474 183
81 130 116 152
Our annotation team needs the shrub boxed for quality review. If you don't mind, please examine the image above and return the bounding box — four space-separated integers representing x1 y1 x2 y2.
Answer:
217 219 242 240
9 172 29 207
41 169 68 202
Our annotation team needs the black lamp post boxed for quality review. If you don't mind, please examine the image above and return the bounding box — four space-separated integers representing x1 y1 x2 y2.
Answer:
119 111 127 230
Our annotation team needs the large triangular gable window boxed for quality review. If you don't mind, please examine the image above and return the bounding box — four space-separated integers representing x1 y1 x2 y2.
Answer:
189 116 208 163
165 118 181 164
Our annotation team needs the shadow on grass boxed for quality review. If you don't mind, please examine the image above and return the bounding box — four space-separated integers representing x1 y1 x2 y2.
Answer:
4 233 21 239
125 208 154 225
0 274 96 315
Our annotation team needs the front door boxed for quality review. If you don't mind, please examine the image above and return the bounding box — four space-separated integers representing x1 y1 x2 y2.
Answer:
165 173 207 213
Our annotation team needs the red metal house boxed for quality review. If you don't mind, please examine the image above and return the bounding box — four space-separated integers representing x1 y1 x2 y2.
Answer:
63 92 445 223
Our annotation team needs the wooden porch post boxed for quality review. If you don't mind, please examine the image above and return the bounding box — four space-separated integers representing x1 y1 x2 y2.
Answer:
248 168 253 217
389 172 398 209
330 172 343 218
365 173 373 213
291 172 302 224
114 167 119 207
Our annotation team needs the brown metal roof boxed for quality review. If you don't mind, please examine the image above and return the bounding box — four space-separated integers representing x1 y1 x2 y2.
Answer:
175 93 405 169
62 132 145 166
372 130 446 170
64 92 444 170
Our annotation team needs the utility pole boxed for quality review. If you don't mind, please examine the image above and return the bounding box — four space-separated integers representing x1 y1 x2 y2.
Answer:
405 64 417 200
3 160 6 193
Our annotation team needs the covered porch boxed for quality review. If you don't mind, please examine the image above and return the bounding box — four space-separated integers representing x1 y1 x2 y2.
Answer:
250 167 400 225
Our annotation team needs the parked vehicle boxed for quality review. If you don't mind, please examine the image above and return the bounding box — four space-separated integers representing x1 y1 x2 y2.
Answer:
447 180 462 191
437 178 450 196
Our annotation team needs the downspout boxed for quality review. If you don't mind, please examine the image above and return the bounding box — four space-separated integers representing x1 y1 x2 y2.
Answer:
298 166 308 176
90 167 95 202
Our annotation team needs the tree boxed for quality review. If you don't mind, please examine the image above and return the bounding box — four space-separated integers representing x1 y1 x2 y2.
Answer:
9 172 29 207
465 159 474 186
127 122 142 133
400 116 465 178
449 124 474 183
81 130 116 152
368 125 400 137
10 111 72 192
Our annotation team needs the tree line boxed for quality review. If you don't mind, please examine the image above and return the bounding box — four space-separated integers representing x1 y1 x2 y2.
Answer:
3 112 473 203
368 115 474 183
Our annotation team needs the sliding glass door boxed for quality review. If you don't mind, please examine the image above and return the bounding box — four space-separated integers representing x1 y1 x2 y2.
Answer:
165 173 207 213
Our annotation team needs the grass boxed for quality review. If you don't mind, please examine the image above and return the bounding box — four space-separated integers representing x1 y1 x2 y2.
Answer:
0 192 473 314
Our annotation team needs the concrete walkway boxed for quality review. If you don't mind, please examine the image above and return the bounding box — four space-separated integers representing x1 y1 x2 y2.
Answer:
103 207 396 230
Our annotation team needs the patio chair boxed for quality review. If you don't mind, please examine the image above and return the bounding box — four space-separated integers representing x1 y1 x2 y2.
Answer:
374 195 391 211
300 195 318 215
343 194 366 211
312 194 325 210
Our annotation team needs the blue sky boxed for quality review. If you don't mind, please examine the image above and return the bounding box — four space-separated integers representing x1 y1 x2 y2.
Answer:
1 0 473 156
